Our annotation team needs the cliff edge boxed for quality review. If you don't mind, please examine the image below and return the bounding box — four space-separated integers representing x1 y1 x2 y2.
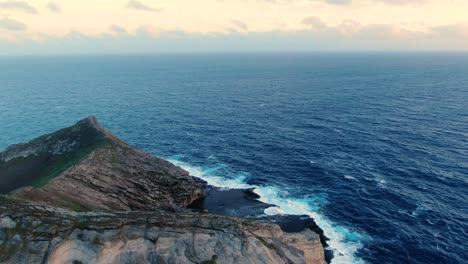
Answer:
0 196 325 264
0 117 326 264
0 116 203 211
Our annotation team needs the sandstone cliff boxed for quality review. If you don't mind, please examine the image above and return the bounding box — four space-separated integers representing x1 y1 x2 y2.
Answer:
0 197 325 264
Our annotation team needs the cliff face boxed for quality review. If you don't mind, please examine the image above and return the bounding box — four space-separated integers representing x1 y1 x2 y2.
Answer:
0 116 203 211
0 197 325 264
0 117 107 193
0 117 326 264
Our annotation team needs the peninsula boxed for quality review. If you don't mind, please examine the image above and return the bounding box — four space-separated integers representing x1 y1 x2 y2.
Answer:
0 117 326 264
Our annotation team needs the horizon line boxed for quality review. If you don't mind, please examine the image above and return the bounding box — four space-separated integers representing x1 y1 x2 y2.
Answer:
2 50 468 58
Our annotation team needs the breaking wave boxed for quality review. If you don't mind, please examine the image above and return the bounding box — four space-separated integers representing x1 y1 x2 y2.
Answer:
168 156 366 264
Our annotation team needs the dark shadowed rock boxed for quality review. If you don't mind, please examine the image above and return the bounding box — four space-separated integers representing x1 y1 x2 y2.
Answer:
189 187 273 217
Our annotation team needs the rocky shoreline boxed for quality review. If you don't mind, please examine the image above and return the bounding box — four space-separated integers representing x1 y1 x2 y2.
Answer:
188 182 333 263
0 117 328 263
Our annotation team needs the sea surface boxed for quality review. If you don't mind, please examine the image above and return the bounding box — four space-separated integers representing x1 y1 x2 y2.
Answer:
0 53 467 263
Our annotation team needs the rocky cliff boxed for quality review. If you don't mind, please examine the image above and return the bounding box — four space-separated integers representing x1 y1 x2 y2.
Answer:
0 197 325 264
0 117 326 264
0 116 203 211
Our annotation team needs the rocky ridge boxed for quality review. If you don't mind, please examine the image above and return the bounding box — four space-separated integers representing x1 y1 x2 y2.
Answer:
0 117 326 263
0 116 203 211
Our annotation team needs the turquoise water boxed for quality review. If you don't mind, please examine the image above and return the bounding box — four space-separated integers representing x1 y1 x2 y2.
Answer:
1 53 467 263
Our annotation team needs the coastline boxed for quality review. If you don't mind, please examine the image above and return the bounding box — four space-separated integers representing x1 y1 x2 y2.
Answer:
0 117 329 264
169 157 364 264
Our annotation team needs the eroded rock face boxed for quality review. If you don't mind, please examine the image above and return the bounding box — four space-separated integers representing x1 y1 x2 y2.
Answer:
0 117 107 193
14 143 203 211
0 117 327 264
0 197 326 264
0 116 204 211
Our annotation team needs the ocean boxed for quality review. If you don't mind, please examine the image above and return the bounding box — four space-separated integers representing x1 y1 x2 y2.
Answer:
0 53 467 263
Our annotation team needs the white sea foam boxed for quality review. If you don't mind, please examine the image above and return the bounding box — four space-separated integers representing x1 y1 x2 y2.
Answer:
168 157 366 264
344 175 357 180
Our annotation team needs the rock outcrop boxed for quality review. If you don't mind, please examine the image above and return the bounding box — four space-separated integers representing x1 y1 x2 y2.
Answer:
0 116 203 211
0 117 327 263
0 197 326 264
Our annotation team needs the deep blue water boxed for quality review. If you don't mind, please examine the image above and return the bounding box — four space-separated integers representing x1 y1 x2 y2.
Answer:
1 53 467 263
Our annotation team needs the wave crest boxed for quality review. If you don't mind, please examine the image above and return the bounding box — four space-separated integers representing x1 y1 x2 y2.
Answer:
168 156 366 264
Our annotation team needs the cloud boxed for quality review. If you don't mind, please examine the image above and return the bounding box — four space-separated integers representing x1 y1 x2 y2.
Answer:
0 1 38 14
324 0 429 4
325 0 352 4
354 24 424 39
46 2 61 13
264 0 429 5
302 16 327 31
135 25 160 38
230 20 247 30
110 24 127 34
0 17 27 31
1 21 468 55
263 0 352 5
337 20 363 36
374 0 428 5
126 0 163 12
432 22 468 38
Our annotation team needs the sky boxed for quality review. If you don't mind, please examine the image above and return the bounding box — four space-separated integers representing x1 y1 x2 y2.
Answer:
0 0 468 54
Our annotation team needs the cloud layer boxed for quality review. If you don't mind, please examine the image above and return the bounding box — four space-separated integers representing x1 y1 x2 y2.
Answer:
0 1 38 14
126 0 162 12
0 0 467 54
0 17 26 31
46 2 61 13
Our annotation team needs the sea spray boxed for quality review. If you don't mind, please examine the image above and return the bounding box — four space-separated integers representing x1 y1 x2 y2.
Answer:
168 156 366 264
